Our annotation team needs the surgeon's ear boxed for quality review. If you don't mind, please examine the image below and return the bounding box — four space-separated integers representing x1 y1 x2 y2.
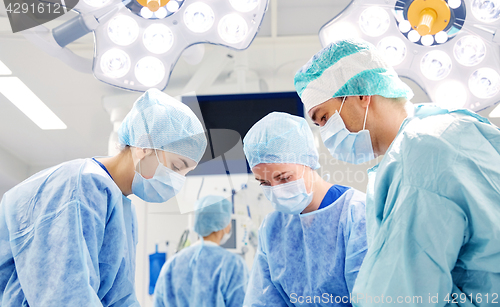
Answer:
143 148 155 157
132 147 154 160
359 95 371 108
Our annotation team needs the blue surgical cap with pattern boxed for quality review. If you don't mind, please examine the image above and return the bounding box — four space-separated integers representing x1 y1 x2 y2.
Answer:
194 195 232 237
243 112 320 170
118 88 207 163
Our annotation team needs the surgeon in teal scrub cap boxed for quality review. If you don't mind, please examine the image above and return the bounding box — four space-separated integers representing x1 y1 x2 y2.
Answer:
0 89 207 306
294 38 500 306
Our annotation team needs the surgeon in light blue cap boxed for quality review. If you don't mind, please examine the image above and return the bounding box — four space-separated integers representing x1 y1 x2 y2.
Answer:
0 88 207 306
243 112 367 306
153 195 249 307
295 38 500 306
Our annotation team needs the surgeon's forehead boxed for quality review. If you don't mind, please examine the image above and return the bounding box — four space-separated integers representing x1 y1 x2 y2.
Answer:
308 105 322 121
252 163 300 178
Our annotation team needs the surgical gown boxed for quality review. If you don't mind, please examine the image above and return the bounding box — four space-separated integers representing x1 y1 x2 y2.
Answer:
243 188 367 307
153 241 249 307
0 158 139 306
352 105 500 307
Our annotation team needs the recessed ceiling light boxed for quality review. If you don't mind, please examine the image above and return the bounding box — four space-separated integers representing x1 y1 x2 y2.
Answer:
0 77 67 130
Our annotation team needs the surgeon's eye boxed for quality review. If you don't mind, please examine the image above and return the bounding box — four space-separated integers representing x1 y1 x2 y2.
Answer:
281 176 292 183
314 114 327 126
259 182 270 186
172 164 181 172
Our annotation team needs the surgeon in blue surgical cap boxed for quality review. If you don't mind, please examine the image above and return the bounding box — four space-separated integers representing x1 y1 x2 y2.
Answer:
154 195 249 307
0 89 207 306
242 112 367 307
295 38 500 306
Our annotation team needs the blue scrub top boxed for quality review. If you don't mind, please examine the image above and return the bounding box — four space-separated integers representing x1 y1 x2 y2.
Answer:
353 105 500 306
244 188 367 307
0 158 140 306
93 157 113 180
154 241 249 307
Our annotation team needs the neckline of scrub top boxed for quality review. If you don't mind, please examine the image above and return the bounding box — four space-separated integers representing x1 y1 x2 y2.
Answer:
317 184 350 210
92 158 113 180
192 240 219 247
368 103 432 174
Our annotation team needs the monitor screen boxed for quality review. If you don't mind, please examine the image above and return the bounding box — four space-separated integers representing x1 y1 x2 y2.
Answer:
182 92 304 175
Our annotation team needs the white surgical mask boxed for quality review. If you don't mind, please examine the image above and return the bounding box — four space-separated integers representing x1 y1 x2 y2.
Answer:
320 97 375 164
132 150 186 203
261 167 313 215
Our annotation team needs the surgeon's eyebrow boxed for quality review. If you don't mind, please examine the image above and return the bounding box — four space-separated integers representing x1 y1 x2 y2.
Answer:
255 177 267 184
310 109 320 124
273 172 287 180
310 110 317 122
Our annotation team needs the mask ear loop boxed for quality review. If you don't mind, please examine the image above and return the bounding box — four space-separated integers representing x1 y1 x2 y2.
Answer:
135 149 142 176
363 103 369 131
138 149 162 178
338 96 347 114
301 165 314 195
154 149 163 166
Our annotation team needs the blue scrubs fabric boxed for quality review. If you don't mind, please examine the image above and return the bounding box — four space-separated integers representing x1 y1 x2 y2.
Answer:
353 105 500 307
244 188 367 307
153 243 249 307
0 159 139 307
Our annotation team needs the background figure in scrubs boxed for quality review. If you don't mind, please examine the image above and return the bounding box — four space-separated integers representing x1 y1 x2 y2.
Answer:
242 112 367 307
153 195 249 307
0 88 207 306
295 38 500 306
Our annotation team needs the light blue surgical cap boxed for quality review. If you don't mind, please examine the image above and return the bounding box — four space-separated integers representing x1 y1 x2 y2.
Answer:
294 38 414 113
243 112 320 170
194 195 232 237
118 88 207 163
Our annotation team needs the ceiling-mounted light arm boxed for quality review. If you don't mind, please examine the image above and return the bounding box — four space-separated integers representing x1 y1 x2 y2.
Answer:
53 0 130 47
52 14 97 47
22 25 93 73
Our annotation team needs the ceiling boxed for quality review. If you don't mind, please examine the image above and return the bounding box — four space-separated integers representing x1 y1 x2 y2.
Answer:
0 0 499 195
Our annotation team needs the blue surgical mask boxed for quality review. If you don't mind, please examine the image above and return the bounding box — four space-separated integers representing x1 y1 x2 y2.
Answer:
261 168 313 215
320 97 375 164
132 151 186 203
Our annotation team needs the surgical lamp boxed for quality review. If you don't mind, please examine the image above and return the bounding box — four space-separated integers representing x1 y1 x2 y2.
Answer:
24 0 268 91
319 0 500 112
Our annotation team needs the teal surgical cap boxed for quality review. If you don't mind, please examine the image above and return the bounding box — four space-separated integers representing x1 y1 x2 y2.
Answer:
118 88 207 163
194 195 232 237
243 112 320 170
294 38 414 113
